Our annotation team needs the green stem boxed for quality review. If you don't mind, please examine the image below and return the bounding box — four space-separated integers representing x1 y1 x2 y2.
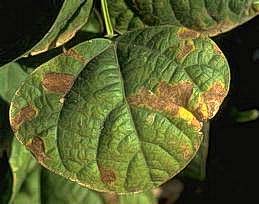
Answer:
231 107 259 123
101 0 114 38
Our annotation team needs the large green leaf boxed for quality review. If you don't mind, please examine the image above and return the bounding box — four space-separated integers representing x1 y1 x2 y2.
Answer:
108 0 259 36
0 0 93 66
10 26 230 193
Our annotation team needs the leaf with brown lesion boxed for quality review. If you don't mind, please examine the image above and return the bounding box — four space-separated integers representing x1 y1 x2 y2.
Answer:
26 137 49 163
10 105 37 132
99 167 117 184
177 28 200 39
194 82 228 121
128 81 202 130
176 40 195 61
42 72 75 94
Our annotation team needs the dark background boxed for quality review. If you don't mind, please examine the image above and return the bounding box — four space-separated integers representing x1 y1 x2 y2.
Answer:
175 16 259 203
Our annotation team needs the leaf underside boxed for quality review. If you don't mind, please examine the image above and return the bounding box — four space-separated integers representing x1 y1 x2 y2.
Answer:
10 26 230 193
108 0 259 35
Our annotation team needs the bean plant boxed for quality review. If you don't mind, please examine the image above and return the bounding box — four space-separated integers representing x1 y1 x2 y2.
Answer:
1 0 259 203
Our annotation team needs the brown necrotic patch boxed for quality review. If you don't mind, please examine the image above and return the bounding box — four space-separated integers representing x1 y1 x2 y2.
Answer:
10 105 37 132
63 48 86 63
128 87 179 116
157 82 193 107
177 27 199 39
26 137 48 163
100 168 116 184
203 83 227 118
194 82 227 121
128 82 193 116
42 72 74 94
179 143 193 160
176 40 195 61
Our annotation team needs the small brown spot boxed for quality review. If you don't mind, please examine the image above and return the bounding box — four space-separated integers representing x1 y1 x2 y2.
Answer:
10 105 37 132
100 168 116 184
176 41 195 61
42 73 74 94
63 47 86 63
178 28 199 39
26 137 49 163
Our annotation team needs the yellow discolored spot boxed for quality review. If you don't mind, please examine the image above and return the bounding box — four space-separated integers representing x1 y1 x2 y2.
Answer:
10 105 37 132
42 72 75 94
63 47 86 63
99 167 116 184
176 107 202 131
176 40 195 61
177 27 200 39
26 137 49 163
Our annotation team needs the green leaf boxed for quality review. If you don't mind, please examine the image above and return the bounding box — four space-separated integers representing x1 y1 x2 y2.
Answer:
181 122 210 180
0 0 93 66
108 0 259 36
12 166 41 204
41 168 104 204
30 0 94 55
0 63 28 103
80 9 104 34
9 139 38 203
10 26 230 193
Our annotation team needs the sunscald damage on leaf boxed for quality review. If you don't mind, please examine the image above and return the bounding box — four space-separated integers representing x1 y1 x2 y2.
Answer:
9 26 230 193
